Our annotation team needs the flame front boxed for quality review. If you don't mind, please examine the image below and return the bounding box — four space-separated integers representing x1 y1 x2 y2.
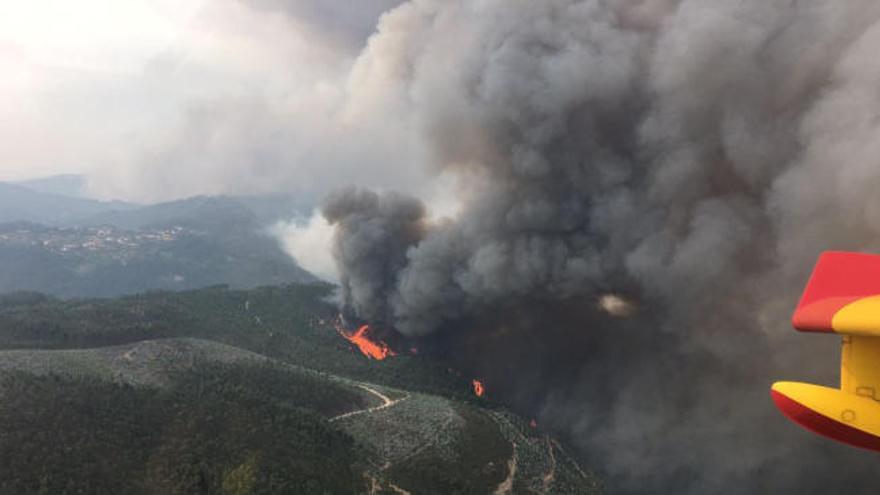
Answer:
472 379 485 397
341 324 396 360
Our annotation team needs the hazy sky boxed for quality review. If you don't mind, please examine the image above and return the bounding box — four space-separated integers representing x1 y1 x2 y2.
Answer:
1 0 208 182
0 0 420 203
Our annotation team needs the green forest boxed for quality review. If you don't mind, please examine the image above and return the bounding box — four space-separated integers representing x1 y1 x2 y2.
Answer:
0 284 477 399
0 363 365 494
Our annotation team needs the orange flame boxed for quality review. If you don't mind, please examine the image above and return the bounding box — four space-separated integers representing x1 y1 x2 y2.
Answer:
472 379 485 397
341 324 396 360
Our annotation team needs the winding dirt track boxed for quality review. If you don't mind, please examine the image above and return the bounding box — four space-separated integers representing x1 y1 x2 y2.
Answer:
542 437 557 492
330 384 408 422
494 442 518 495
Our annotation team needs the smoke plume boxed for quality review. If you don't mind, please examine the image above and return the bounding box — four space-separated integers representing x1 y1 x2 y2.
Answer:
324 1 880 492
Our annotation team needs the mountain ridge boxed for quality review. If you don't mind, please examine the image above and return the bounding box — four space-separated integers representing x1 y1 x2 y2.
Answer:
0 179 316 298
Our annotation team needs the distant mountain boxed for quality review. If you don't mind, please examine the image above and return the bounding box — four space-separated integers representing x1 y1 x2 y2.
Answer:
79 195 261 231
0 221 315 298
78 194 310 230
0 182 136 226
2 175 311 229
13 174 88 198
0 180 317 297
233 193 313 224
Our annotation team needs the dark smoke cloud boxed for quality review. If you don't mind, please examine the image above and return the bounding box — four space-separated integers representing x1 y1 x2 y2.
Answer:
325 0 880 492
323 187 426 325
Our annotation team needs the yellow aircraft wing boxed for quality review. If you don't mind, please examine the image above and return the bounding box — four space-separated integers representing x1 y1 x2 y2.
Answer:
772 252 880 451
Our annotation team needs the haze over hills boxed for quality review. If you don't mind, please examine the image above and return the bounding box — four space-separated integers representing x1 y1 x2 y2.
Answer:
75 194 306 231
1 174 311 228
0 182 137 226
0 176 315 298
12 174 90 199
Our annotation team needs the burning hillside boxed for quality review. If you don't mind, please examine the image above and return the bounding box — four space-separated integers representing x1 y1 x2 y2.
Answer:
334 320 396 361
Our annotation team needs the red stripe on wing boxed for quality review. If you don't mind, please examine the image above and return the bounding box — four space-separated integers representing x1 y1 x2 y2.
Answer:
793 252 880 333
771 389 880 452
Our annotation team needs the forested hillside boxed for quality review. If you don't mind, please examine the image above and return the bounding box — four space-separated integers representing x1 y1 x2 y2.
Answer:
0 284 468 397
0 284 601 493
0 364 364 494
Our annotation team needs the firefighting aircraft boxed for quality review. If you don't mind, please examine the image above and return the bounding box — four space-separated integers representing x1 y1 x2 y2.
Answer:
772 251 880 451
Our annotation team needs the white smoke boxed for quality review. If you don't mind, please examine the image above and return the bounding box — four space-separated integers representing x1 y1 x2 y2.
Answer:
272 210 338 282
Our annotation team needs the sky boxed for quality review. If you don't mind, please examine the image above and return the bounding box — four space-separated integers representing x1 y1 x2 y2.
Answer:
0 0 423 204
1 0 207 184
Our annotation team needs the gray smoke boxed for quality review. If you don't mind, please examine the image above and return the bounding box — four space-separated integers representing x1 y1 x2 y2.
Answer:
325 1 880 492
323 187 426 325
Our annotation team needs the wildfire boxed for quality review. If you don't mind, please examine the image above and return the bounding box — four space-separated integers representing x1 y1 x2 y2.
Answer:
339 324 396 361
472 379 485 397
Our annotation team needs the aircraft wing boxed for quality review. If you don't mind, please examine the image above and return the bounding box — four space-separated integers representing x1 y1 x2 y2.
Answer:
773 251 880 452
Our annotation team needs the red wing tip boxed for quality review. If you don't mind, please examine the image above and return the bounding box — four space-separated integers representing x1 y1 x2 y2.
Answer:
790 312 835 333
771 389 880 452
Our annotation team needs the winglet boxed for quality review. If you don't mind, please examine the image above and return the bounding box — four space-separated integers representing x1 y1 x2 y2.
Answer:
792 251 880 336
